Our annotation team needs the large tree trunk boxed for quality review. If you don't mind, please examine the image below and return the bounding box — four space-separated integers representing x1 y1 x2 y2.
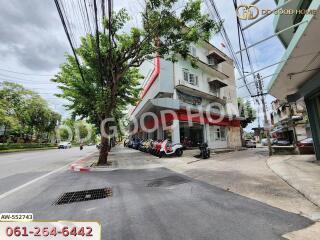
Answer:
98 135 109 165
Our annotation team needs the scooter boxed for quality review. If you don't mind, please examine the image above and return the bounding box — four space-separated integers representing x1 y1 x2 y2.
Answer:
199 142 210 159
159 139 183 158
151 140 163 156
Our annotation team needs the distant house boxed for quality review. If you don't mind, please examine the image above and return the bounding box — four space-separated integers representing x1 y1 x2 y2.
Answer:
268 0 320 160
252 127 268 143
270 99 311 144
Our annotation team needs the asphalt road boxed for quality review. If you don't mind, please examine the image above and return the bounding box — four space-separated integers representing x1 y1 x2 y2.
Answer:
0 147 314 240
0 146 97 195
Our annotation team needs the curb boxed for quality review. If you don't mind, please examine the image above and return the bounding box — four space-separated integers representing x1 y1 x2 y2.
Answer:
69 152 97 172
70 164 91 172
266 156 320 210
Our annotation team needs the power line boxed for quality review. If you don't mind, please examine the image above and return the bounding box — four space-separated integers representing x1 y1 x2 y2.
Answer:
234 0 257 96
54 0 86 83
0 68 52 77
205 0 253 96
93 0 104 85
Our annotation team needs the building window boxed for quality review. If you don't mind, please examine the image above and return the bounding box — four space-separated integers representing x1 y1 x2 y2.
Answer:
183 70 198 86
183 70 189 82
212 126 226 141
215 128 221 140
208 56 215 65
209 84 220 97
211 105 220 113
189 73 198 86
220 127 226 140
190 46 197 57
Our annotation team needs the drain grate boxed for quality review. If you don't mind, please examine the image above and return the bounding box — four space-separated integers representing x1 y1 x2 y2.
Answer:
147 175 190 187
54 187 112 205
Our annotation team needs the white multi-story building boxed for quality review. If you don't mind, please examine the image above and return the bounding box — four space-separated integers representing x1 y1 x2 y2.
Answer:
130 40 242 150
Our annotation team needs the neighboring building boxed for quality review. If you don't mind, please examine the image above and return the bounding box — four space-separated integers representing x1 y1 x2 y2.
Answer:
268 0 320 160
252 127 269 143
130 41 242 150
270 99 311 143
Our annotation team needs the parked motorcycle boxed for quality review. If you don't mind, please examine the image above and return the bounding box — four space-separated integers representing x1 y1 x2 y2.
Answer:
199 142 210 159
139 139 152 152
132 138 142 150
151 140 163 156
159 139 183 158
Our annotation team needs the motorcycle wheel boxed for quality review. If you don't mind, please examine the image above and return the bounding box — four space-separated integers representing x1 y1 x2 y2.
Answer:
176 149 183 157
159 152 164 158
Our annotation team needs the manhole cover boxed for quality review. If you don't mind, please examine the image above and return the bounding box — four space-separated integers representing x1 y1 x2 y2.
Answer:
54 187 112 205
147 175 190 187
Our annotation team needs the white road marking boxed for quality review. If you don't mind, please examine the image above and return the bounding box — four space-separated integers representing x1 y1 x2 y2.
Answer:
0 150 97 200
0 164 68 201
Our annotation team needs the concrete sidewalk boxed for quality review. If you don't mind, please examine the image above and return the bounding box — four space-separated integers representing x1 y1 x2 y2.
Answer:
73 146 320 221
267 155 320 210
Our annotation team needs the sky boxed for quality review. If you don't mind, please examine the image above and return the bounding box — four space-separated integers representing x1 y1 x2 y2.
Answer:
0 0 285 130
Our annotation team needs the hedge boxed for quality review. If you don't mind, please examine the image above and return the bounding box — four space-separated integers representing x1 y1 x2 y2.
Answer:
0 143 57 151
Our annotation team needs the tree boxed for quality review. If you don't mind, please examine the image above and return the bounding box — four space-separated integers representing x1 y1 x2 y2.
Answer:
238 98 256 143
57 118 97 144
54 0 220 165
238 98 256 129
0 81 61 143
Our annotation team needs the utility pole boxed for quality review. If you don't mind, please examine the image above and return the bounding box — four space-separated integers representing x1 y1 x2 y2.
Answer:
257 73 272 156
288 103 298 148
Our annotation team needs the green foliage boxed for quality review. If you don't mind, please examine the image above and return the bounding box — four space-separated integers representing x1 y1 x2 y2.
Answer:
0 81 61 142
238 98 256 129
57 118 97 144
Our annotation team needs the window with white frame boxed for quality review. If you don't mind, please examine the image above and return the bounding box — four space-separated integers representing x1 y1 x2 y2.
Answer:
209 83 220 97
183 70 189 82
183 70 198 86
190 46 197 57
212 126 226 141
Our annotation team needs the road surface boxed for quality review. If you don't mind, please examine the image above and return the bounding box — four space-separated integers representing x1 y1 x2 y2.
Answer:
0 147 314 240
0 146 97 195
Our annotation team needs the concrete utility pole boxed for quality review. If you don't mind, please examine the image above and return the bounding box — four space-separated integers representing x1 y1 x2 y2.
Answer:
257 73 272 156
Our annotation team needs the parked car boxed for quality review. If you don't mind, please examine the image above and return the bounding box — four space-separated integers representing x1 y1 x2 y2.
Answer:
297 138 315 154
275 139 291 146
245 139 256 148
58 141 72 149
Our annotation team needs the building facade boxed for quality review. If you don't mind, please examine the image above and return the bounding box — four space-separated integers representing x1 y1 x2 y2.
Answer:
268 0 320 160
270 99 311 143
130 41 242 150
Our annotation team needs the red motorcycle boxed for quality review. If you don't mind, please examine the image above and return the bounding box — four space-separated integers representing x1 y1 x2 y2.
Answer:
151 140 164 156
